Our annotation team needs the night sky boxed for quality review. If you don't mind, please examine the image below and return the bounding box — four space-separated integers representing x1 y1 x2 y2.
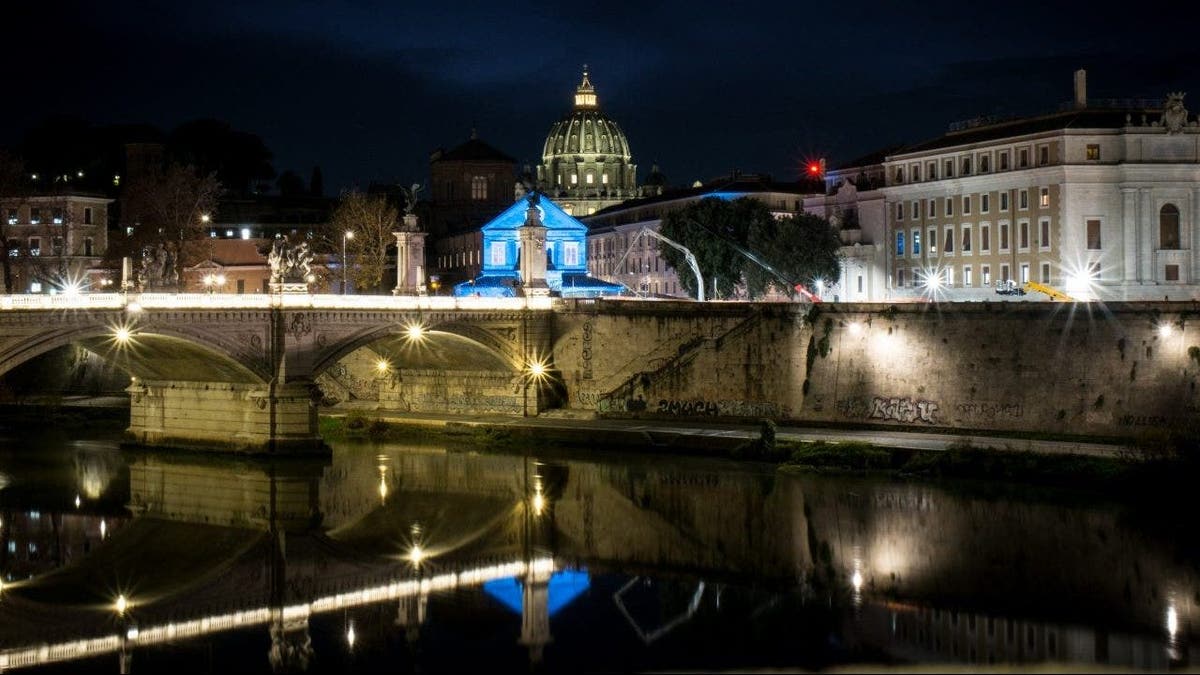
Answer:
4 1 1198 193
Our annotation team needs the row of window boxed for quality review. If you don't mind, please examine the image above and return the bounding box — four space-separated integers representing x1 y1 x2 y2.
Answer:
895 262 1049 288
4 207 94 226
896 261 1186 287
896 220 1052 257
5 236 94 257
557 172 613 186
896 188 1050 221
893 144 1056 184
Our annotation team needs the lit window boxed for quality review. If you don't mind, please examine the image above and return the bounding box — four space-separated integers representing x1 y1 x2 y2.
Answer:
602 173 608 184
912 230 921 256
1160 204 1181 250
1039 187 1050 208
28 238 40 256
585 173 594 185
563 242 580 266
1086 144 1100 161
241 228 251 240
964 265 973 286
490 241 506 266
471 175 488 200
30 208 41 224
982 265 991 286
570 174 578 185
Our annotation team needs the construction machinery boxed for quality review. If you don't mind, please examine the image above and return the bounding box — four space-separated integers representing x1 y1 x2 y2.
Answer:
995 279 1076 301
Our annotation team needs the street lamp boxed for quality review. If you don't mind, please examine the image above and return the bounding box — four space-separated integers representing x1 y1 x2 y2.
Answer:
342 231 354 295
203 273 225 294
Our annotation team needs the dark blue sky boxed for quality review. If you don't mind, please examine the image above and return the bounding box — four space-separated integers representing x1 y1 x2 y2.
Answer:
4 1 1197 193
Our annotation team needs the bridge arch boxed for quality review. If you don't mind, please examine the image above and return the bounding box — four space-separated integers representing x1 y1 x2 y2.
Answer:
0 322 269 385
310 319 524 379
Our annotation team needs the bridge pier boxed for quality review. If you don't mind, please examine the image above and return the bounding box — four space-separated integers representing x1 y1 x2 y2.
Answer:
127 379 324 454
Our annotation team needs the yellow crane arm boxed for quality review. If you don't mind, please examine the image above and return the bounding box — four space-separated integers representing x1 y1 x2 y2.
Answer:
1024 280 1076 302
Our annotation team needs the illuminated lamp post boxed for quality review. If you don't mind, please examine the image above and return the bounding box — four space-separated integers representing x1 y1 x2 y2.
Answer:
342 231 354 294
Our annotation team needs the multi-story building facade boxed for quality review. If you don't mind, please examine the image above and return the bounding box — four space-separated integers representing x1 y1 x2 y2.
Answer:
583 175 818 298
0 192 111 293
424 134 517 289
810 74 1200 302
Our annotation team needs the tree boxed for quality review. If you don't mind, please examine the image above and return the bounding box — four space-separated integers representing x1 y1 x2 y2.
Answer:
277 170 306 197
114 163 220 270
327 190 398 293
658 197 772 299
745 212 842 298
309 166 324 197
167 119 274 196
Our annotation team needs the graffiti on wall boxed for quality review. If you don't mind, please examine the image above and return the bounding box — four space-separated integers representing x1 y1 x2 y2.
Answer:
655 399 781 418
581 321 594 380
1118 414 1169 427
838 396 939 424
955 402 1024 420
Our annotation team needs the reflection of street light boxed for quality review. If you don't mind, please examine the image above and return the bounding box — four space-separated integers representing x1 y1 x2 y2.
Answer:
342 231 354 295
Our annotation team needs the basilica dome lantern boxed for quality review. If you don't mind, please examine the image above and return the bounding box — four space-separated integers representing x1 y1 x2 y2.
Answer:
537 67 637 215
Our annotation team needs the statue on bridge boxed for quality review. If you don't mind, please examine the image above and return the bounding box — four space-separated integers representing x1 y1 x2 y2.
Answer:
137 243 180 291
269 236 316 292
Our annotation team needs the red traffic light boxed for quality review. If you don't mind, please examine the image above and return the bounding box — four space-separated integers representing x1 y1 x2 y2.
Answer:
807 163 821 175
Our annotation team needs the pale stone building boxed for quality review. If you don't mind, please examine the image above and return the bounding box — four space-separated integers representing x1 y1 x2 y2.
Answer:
1 192 111 293
808 72 1200 302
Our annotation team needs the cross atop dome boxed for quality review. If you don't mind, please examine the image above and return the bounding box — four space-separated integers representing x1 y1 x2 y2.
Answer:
574 65 598 109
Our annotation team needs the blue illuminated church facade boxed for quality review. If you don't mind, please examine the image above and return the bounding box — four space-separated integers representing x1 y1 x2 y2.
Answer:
453 194 625 298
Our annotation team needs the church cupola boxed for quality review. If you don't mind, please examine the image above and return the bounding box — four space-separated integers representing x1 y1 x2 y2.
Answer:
574 66 598 109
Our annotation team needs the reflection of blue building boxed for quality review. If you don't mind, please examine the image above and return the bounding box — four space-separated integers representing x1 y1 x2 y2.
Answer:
453 196 625 298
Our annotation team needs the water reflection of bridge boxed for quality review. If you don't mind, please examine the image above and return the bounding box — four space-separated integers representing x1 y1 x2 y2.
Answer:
0 444 1196 671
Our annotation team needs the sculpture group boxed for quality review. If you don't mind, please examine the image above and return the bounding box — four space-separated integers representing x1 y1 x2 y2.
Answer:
268 236 314 284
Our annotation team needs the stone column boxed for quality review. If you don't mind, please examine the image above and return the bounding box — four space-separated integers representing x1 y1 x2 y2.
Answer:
1122 188 1138 283
392 214 428 296
1192 188 1200 283
518 204 550 296
1140 188 1155 284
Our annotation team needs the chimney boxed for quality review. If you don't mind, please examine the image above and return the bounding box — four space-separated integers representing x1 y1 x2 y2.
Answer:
1074 69 1087 109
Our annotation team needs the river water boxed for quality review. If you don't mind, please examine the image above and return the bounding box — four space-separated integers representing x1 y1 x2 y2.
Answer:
0 428 1195 673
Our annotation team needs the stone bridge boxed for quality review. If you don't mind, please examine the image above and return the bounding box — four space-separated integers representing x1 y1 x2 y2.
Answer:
5 292 1199 451
0 294 555 452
